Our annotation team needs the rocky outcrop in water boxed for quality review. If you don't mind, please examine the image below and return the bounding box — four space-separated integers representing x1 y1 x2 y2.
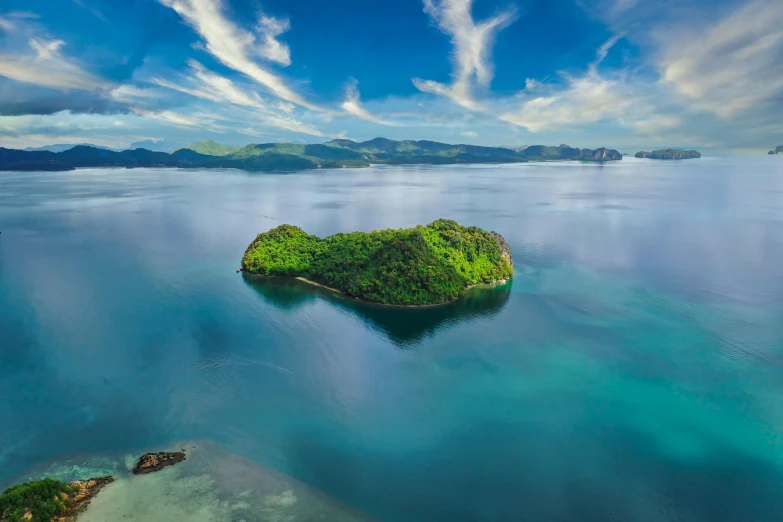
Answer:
132 452 186 475
586 147 623 161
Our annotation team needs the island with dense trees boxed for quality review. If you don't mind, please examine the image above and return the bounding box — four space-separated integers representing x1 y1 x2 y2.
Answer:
635 149 701 159
768 146 783 155
241 219 513 306
0 139 622 171
0 477 113 522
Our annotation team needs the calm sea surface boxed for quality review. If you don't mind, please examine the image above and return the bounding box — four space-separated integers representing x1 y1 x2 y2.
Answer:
1 157 783 521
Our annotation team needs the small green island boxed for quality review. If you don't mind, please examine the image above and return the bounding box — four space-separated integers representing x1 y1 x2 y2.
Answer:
241 219 513 306
0 477 113 522
768 146 783 155
635 149 701 160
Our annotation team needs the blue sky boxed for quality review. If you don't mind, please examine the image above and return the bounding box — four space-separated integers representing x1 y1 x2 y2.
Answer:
0 0 781 152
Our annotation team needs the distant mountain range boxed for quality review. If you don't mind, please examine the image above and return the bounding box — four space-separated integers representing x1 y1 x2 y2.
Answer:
24 144 117 153
635 149 701 160
0 138 622 172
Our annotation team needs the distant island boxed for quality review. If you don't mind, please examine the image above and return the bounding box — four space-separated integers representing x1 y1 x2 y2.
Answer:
768 146 783 155
241 219 513 306
635 149 701 160
23 144 117 153
0 139 622 172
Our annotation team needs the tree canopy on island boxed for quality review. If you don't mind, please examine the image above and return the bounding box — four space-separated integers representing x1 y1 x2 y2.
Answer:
242 219 514 306
0 478 78 521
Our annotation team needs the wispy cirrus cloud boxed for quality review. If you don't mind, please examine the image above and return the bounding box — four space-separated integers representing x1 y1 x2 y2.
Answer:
71 0 107 22
149 59 329 137
413 0 517 109
414 7 640 135
158 0 319 110
151 59 265 109
0 36 111 92
0 13 127 118
131 108 209 128
656 0 783 118
256 14 291 66
341 80 395 126
500 35 637 132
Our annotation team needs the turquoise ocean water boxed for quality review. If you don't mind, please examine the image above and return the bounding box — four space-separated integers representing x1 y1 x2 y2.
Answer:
1 156 782 521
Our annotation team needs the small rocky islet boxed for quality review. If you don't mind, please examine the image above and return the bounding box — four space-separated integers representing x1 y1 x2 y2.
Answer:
635 149 702 159
0 452 186 522
241 219 513 306
131 452 186 475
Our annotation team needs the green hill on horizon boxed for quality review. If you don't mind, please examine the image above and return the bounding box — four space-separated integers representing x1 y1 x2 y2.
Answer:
178 140 241 157
1 138 623 171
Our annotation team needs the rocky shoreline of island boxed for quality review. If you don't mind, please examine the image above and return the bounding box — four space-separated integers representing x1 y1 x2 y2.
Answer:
0 451 186 522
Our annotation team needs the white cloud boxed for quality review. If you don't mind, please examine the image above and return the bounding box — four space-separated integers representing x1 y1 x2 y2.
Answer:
340 81 394 125
634 115 680 136
238 118 326 138
414 0 517 109
460 130 478 137
151 62 264 109
131 108 206 128
591 33 624 73
71 0 107 22
0 11 39 32
256 14 291 66
501 71 635 132
188 59 265 107
0 111 142 148
109 84 163 103
0 37 110 91
159 0 319 110
500 35 638 132
150 60 328 137
608 0 639 17
657 0 783 118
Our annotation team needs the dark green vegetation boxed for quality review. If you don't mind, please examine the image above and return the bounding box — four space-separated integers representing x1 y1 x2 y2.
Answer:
635 149 701 159
245 275 511 346
177 140 241 157
1 139 621 171
317 139 622 164
242 219 513 306
0 478 78 521
768 146 783 155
